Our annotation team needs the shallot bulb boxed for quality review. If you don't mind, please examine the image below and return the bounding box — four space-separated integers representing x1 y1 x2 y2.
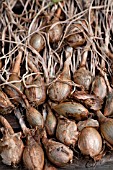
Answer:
25 75 46 106
26 105 44 129
66 33 85 48
0 90 14 114
29 33 45 52
91 75 107 99
97 111 113 145
25 59 46 106
73 67 92 91
23 134 44 170
0 116 24 166
99 70 113 116
73 44 93 91
104 90 113 116
47 56 72 102
4 50 24 106
48 17 62 43
66 22 86 48
52 101 89 121
45 106 57 136
78 127 102 158
42 131 73 167
14 108 44 170
56 116 78 146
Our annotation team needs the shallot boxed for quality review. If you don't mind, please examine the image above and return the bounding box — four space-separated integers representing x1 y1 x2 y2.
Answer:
0 115 24 166
42 130 73 167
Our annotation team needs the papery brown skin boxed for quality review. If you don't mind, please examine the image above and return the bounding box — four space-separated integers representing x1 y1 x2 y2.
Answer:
48 17 62 43
97 111 113 145
23 134 44 170
29 33 45 52
48 56 72 102
26 106 44 129
25 75 46 106
0 131 24 166
56 116 78 146
104 91 113 116
42 137 73 167
91 75 107 99
77 118 99 132
0 90 14 114
73 67 93 91
45 107 57 136
78 127 102 157
70 91 103 111
52 102 89 121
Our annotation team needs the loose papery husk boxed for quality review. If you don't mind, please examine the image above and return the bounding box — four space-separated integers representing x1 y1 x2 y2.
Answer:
56 116 78 146
0 130 24 166
77 118 99 132
0 90 14 114
70 91 103 111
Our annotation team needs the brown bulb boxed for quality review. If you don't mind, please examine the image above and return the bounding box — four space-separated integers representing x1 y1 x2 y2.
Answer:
42 134 73 167
78 127 102 157
66 33 85 48
104 91 113 116
73 44 93 91
26 106 44 129
48 17 62 43
91 75 107 99
74 67 92 91
52 101 89 121
48 56 72 102
0 131 24 166
97 111 113 145
56 116 78 146
45 106 57 136
23 134 44 170
25 75 46 106
30 33 45 52
0 116 24 166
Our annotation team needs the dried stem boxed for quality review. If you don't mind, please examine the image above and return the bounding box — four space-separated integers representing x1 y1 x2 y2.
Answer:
12 50 23 74
14 108 29 135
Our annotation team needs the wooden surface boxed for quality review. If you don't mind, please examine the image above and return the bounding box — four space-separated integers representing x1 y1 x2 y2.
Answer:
0 153 113 170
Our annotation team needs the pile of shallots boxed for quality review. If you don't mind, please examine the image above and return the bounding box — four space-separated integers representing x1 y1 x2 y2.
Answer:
0 0 113 169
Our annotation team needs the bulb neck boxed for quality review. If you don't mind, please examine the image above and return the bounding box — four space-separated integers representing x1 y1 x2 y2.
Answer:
96 111 106 123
